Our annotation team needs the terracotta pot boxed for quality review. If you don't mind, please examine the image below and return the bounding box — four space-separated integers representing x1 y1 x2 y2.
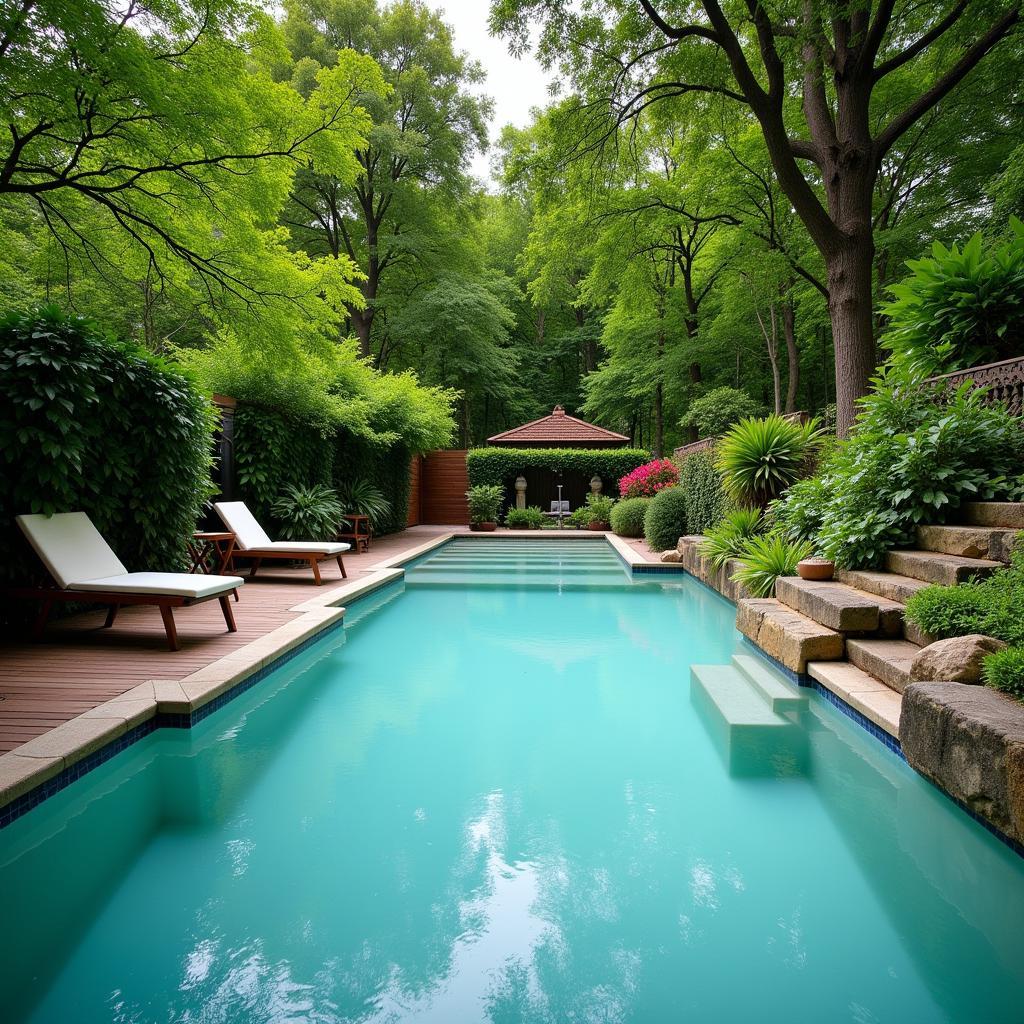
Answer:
797 558 835 581
475 521 497 532
587 521 609 531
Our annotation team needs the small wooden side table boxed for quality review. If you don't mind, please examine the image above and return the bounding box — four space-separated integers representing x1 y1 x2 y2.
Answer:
188 531 239 600
338 514 372 553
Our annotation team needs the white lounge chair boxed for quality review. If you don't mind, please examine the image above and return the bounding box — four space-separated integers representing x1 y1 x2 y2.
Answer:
15 512 244 650
214 501 350 585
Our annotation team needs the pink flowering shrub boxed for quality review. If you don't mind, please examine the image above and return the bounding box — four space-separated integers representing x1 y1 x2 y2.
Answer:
618 458 679 498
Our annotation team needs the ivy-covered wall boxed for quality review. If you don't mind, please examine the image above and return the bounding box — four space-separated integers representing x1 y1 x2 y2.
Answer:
232 405 414 534
0 307 215 586
466 448 650 494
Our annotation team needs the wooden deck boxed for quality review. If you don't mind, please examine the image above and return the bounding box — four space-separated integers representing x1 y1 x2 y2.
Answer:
0 526 458 753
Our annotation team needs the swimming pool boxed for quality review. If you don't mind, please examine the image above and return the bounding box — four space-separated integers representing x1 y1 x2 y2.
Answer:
2 538 1022 1022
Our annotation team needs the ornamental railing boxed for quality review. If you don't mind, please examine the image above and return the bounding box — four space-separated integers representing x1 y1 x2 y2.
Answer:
926 355 1024 418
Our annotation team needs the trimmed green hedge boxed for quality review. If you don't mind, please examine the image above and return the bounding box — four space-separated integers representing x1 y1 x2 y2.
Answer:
466 447 650 494
610 497 650 537
678 446 731 536
644 486 688 552
0 306 215 583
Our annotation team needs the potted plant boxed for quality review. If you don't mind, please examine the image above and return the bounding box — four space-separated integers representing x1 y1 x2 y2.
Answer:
797 556 835 581
584 493 615 531
466 484 503 532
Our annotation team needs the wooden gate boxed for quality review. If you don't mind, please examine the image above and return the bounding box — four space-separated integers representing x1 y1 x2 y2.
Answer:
420 450 469 525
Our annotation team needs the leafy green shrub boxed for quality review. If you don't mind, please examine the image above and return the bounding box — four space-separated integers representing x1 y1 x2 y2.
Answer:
0 307 215 583
678 446 730 535
506 506 545 529
336 477 392 531
700 508 763 571
584 493 615 525
983 646 1024 700
466 484 504 524
335 437 409 536
565 506 592 528
679 387 763 438
904 545 1024 646
717 415 822 509
270 484 343 541
610 497 650 537
769 476 829 544
731 533 814 598
882 220 1024 377
644 487 688 552
777 378 1024 568
466 447 650 494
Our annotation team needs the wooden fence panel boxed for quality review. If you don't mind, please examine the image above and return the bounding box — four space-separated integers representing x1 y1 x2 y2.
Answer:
420 450 469 525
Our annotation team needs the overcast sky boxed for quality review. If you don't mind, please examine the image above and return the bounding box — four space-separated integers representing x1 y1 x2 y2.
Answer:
425 1 553 187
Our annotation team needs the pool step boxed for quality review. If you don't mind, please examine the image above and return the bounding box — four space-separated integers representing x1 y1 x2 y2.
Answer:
412 562 615 578
774 577 904 636
690 663 808 775
731 654 807 712
846 638 921 694
883 549 1002 585
914 524 1019 563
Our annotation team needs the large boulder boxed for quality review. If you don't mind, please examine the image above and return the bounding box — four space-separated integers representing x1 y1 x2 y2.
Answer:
909 634 1007 685
900 682 1024 845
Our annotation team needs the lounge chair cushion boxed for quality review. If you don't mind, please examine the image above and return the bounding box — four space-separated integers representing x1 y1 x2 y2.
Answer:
17 512 127 590
249 541 351 555
214 501 273 550
72 572 243 599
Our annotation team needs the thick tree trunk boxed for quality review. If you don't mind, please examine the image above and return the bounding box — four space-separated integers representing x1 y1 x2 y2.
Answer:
826 236 877 437
781 297 799 414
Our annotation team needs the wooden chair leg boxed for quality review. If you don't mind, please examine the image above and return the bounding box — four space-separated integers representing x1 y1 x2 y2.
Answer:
337 554 347 578
103 605 118 629
159 604 180 651
219 594 237 633
249 558 261 579
311 557 322 585
32 595 55 640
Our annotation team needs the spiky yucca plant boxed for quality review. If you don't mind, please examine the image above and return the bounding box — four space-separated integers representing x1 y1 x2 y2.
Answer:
699 508 763 571
731 532 813 598
716 415 822 509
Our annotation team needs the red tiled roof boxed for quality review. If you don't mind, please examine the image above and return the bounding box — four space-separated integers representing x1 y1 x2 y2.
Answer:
488 406 630 446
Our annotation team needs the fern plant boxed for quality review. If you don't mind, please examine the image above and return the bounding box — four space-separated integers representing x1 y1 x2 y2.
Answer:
336 478 392 530
271 483 344 541
731 532 813 598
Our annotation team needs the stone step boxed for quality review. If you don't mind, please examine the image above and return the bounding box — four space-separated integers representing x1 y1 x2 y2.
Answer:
914 524 1019 563
960 501 1024 529
846 638 921 694
731 654 808 712
884 549 1003 586
835 569 930 605
736 598 845 674
806 661 902 738
774 576 904 636
690 665 790 727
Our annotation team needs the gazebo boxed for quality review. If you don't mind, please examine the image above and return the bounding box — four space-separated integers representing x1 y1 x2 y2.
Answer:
487 405 630 449
487 406 630 513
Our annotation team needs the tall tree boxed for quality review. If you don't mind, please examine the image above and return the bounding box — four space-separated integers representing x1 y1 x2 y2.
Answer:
280 0 490 359
491 0 1022 434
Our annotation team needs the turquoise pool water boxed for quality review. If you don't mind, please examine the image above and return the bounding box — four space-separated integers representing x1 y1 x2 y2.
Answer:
2 538 1022 1023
